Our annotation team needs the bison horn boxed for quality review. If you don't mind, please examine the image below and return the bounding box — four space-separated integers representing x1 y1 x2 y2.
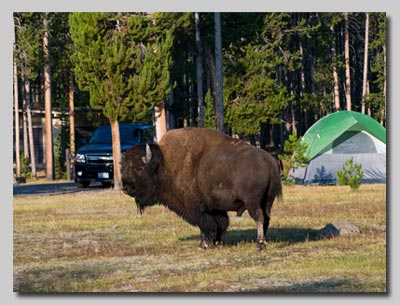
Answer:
142 144 152 164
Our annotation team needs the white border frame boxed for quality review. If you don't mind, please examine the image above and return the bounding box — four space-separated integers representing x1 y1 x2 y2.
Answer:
3 1 399 304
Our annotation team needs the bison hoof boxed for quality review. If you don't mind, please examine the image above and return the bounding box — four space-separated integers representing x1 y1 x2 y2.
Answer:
214 240 224 247
199 240 209 250
257 240 266 251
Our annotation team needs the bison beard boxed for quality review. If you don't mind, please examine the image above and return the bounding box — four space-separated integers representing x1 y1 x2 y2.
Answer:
121 128 282 251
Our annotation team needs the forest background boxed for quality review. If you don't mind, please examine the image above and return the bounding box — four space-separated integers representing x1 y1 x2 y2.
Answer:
12 12 386 184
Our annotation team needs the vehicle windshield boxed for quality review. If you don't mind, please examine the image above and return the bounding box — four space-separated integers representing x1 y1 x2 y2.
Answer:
89 125 153 145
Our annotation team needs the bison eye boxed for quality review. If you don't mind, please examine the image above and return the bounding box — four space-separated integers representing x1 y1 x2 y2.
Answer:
134 167 144 175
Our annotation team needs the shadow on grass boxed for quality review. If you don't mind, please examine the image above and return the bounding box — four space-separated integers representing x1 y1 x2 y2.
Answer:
180 227 320 246
249 278 352 293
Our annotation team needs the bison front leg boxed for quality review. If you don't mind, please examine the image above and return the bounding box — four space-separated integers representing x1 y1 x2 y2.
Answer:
199 232 210 249
198 207 229 249
198 229 220 249
198 228 224 249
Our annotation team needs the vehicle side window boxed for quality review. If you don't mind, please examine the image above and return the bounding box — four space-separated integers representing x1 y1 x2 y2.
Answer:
132 129 141 144
141 128 154 143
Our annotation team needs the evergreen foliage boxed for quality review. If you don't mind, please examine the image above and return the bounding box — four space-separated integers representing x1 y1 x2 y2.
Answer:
19 153 31 179
203 89 216 129
368 13 386 122
69 13 172 124
13 13 43 82
337 158 364 189
278 133 309 184
69 13 173 188
54 118 69 179
225 41 288 136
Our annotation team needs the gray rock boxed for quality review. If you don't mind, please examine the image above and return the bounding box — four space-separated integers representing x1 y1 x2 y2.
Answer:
317 220 361 239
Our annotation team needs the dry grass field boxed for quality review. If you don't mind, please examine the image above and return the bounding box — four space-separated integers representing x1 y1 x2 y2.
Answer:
13 184 386 293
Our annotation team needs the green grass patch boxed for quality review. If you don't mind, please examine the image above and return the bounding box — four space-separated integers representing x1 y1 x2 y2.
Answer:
13 184 386 292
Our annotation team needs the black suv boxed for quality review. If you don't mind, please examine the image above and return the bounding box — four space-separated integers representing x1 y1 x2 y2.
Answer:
74 123 153 188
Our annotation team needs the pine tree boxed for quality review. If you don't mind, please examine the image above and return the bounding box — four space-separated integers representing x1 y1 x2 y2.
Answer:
224 13 290 138
195 12 204 128
214 13 224 132
69 13 172 190
13 42 21 178
203 89 216 129
14 13 43 178
43 13 54 180
344 12 352 111
361 13 369 114
149 13 194 128
369 13 386 124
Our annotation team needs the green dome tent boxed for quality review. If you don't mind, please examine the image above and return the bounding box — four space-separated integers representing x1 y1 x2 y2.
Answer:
291 111 386 185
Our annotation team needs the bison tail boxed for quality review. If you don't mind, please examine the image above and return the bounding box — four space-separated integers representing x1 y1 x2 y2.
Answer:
276 186 283 204
272 179 283 205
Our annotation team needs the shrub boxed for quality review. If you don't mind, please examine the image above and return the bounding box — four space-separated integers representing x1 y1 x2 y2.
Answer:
278 133 309 185
19 153 31 179
337 158 363 189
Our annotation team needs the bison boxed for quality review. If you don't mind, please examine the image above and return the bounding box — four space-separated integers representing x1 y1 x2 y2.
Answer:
121 128 282 251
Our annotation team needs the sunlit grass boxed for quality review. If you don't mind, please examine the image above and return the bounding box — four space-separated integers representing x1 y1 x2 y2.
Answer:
13 184 386 292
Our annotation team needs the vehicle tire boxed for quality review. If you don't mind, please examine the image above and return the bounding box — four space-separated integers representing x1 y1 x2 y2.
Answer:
76 182 90 188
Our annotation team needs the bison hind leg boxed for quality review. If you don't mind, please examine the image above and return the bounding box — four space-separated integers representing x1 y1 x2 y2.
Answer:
198 209 229 249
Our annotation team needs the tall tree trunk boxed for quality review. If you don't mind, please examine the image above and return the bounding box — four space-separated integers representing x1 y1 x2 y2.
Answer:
367 81 371 116
25 78 36 177
22 101 29 160
291 102 297 135
344 12 352 111
381 44 386 125
43 14 54 180
207 48 216 106
69 74 75 180
214 13 224 132
382 45 386 125
299 41 306 95
69 74 75 157
110 120 122 191
167 88 175 130
13 56 21 177
330 25 341 112
361 13 369 114
195 12 204 128
189 64 195 127
299 41 306 133
155 103 167 142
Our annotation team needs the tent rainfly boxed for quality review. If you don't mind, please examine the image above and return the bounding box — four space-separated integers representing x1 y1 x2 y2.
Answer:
291 110 386 185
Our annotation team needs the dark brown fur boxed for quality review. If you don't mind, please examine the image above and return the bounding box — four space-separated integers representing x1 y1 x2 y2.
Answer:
121 128 282 250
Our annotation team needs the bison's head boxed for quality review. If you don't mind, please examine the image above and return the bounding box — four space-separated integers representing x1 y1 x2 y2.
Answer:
121 143 163 212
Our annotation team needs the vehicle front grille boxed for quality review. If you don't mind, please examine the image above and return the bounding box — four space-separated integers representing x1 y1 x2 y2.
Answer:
86 154 113 164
